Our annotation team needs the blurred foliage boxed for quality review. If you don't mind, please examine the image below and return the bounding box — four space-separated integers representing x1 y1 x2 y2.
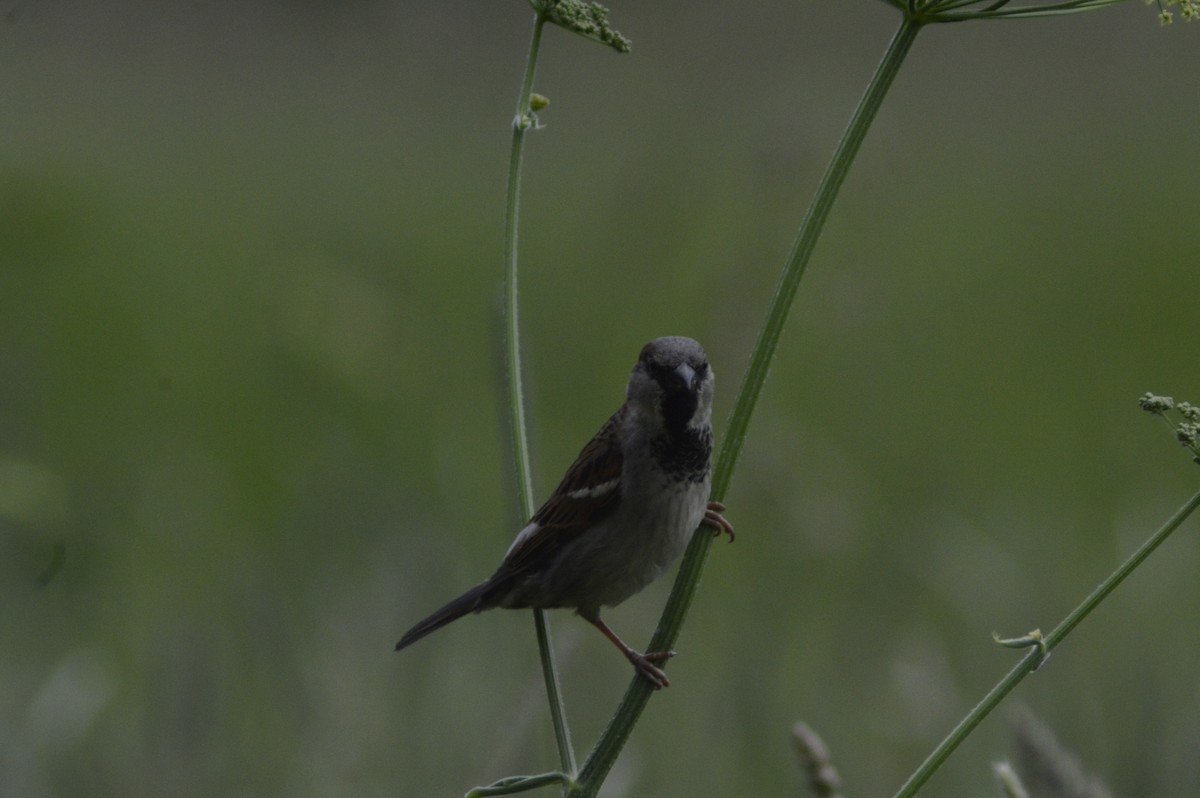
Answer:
1 2 1198 797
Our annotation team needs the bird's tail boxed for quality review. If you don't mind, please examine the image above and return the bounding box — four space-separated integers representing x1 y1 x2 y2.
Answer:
394 579 499 652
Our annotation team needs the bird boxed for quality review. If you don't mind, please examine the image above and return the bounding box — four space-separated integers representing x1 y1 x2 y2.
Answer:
395 336 733 689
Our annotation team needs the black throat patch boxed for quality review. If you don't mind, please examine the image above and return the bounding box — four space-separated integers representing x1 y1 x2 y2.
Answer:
660 389 699 433
651 425 712 484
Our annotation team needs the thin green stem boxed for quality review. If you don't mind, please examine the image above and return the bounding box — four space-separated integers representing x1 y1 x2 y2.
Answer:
533 610 574 777
711 15 922 502
567 16 925 798
882 0 1129 22
504 11 577 781
1043 486 1200 649
930 1 1127 22
890 486 1200 798
505 18 542 518
891 647 1045 798
467 771 577 797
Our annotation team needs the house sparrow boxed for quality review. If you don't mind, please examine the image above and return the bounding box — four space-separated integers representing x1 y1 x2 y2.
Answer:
395 336 733 689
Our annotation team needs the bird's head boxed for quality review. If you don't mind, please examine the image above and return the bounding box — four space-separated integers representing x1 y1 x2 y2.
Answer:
627 336 714 434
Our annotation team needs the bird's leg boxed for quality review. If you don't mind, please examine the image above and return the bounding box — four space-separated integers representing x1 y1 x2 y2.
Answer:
703 500 735 542
582 611 675 690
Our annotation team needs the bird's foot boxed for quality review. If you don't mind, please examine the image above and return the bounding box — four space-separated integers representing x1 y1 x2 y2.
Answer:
628 649 675 689
703 501 735 542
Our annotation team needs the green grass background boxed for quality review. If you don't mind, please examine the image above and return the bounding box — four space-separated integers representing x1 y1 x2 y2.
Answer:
2 2 1198 796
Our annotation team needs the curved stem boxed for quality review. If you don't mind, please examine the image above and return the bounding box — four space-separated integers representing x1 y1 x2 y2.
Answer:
505 21 542 518
568 15 925 798
504 11 577 780
890 485 1200 798
712 14 921 500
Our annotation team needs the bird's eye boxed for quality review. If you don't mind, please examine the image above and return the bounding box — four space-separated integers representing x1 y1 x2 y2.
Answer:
638 353 664 375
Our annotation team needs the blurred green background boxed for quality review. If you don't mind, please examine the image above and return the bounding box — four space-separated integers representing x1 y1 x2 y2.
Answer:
2 2 1198 796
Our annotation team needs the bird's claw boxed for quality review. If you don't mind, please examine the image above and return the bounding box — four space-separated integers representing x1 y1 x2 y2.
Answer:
703 501 735 542
629 649 675 689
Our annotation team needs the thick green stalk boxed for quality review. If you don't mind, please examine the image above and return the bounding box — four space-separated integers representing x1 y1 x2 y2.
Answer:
567 16 925 798
891 486 1200 798
503 11 577 781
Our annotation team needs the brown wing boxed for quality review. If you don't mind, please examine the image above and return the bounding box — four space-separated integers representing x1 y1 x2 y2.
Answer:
502 405 626 575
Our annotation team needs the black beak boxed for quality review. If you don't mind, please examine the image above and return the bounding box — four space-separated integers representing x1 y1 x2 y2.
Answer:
671 363 697 392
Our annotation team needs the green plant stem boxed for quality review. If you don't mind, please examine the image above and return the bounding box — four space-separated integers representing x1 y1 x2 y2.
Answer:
713 15 921 498
505 25 541 516
467 772 577 797
890 485 1200 798
504 11 577 781
567 16 924 798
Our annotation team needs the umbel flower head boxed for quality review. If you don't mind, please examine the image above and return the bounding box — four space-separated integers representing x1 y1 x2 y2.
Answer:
1139 392 1200 465
1149 0 1200 24
529 0 631 52
877 0 1193 22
